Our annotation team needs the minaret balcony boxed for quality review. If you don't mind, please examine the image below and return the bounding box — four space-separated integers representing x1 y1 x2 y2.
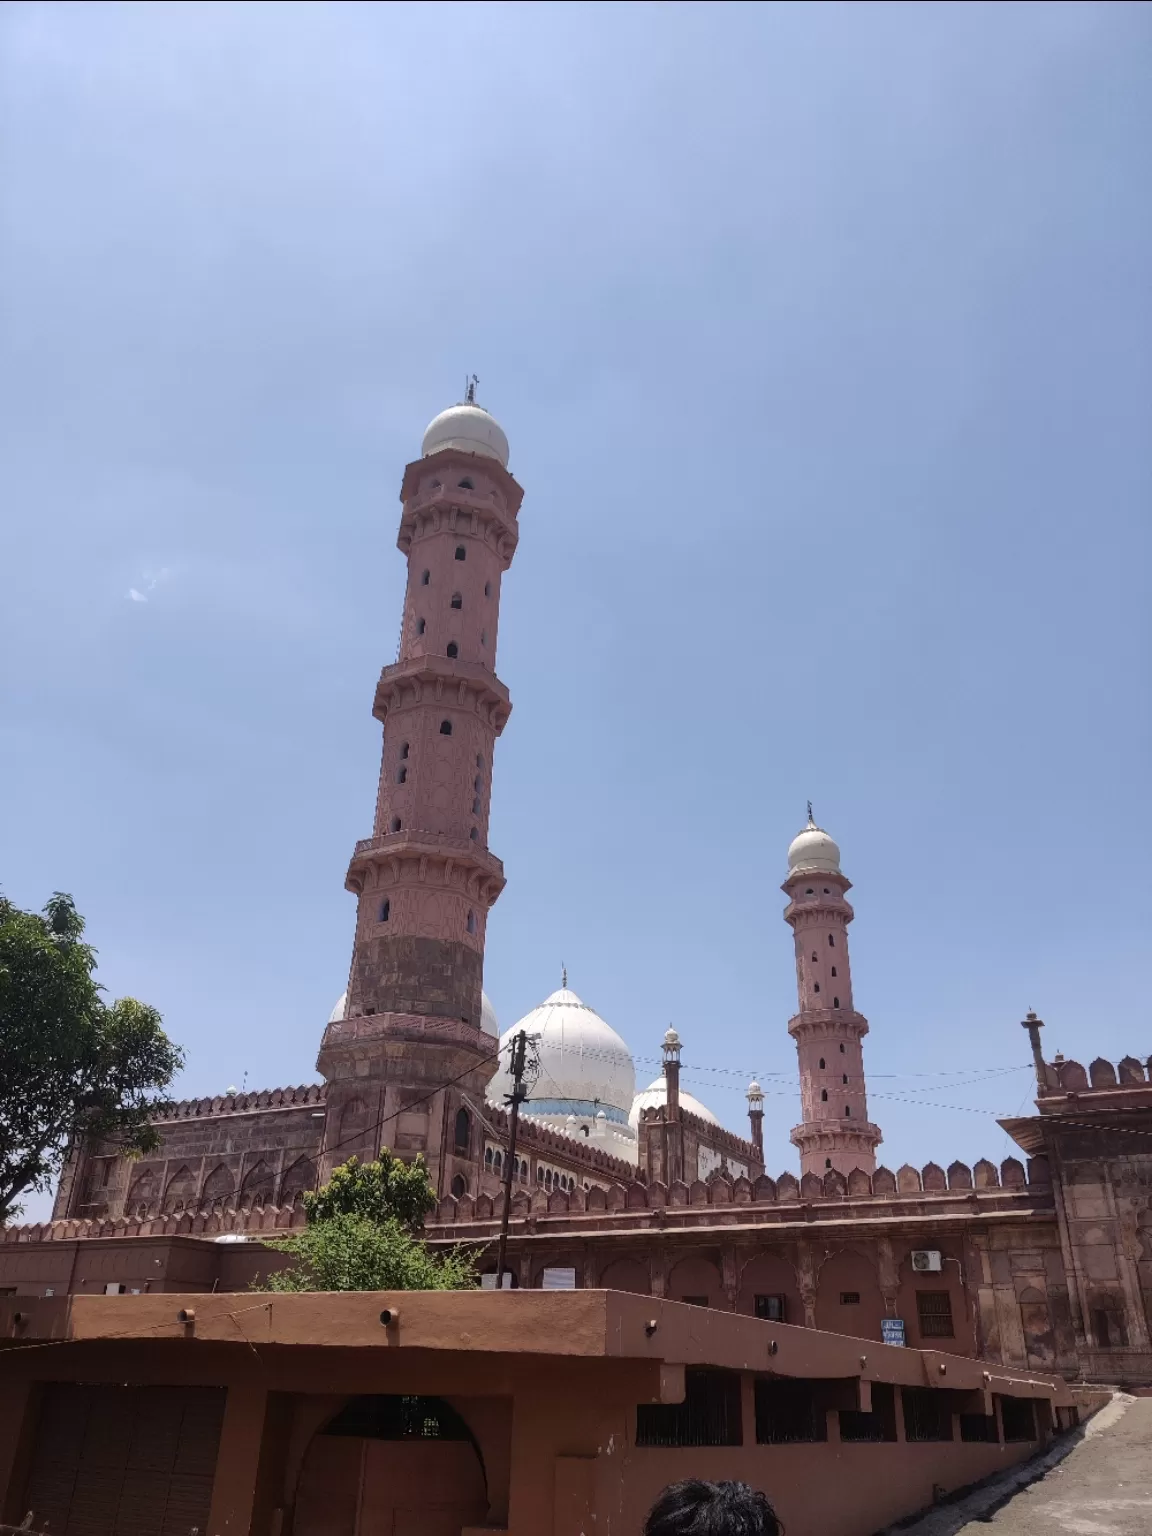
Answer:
790 1119 883 1153
788 1009 869 1040
372 654 512 732
346 829 505 899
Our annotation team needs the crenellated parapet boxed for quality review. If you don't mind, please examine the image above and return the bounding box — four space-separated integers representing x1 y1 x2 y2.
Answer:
151 1082 326 1121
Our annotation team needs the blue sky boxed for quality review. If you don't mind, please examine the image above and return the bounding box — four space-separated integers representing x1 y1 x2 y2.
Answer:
2 1 1149 1220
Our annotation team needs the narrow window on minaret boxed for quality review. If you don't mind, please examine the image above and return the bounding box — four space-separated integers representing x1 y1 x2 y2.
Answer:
842 1074 848 1084
821 1089 828 1102
811 952 817 962
831 967 837 976
401 742 409 758
818 1058 825 1069
397 767 407 784
417 618 426 634
825 1158 832 1170
458 479 473 490
481 630 487 647
844 1106 850 1116
839 1043 846 1054
447 642 459 658
472 797 481 814
469 828 479 842
451 593 463 609
390 817 401 832
814 983 820 994
440 720 452 735
484 581 492 597
421 570 430 585
833 997 840 1008
455 545 466 560
828 935 835 946
474 775 482 791
378 900 390 922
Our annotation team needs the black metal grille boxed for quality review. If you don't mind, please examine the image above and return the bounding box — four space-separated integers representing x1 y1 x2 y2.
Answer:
999 1396 1037 1443
915 1290 955 1339
902 1387 953 1442
636 1370 742 1448
839 1383 898 1443
960 1412 999 1443
755 1379 827 1444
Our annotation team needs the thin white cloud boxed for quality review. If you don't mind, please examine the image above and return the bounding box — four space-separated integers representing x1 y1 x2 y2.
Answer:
125 567 172 604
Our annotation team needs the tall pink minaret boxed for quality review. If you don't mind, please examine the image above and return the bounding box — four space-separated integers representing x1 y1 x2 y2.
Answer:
784 808 882 1179
317 386 521 1188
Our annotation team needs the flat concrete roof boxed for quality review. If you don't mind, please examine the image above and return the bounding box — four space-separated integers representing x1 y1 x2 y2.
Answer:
1 1290 1072 1406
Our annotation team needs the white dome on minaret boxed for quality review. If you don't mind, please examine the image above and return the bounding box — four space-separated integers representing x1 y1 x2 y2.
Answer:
786 808 842 876
422 381 509 467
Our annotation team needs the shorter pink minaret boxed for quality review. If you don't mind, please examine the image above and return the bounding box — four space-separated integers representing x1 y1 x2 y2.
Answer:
783 808 882 1178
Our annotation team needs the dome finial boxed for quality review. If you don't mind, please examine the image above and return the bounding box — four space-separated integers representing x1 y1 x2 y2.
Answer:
465 372 478 405
807 798 815 827
561 962 567 990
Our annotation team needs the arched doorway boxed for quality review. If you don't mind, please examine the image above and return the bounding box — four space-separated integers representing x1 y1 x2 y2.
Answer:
294 1396 487 1536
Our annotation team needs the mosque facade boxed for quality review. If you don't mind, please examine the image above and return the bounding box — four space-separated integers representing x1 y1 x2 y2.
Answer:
8 397 1152 1387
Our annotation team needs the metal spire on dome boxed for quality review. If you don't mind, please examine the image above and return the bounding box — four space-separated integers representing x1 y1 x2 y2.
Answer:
465 373 479 404
562 963 567 989
807 799 815 826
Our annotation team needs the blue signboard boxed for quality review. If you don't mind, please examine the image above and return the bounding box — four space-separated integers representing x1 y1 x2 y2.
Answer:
881 1318 906 1347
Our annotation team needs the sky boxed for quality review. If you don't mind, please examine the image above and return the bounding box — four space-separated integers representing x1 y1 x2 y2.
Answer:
2 1 1149 1222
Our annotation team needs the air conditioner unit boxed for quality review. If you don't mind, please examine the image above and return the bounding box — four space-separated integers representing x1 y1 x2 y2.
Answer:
911 1249 942 1273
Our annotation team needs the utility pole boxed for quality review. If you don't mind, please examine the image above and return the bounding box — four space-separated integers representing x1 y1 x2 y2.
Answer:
495 1029 529 1290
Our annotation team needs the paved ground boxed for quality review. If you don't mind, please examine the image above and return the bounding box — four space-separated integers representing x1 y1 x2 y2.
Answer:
893 1396 1152 1536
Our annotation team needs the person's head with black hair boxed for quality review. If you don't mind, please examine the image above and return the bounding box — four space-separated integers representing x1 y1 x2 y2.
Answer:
643 1480 783 1536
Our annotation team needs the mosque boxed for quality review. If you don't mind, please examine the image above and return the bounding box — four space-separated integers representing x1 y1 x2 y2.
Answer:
9 393 1152 1388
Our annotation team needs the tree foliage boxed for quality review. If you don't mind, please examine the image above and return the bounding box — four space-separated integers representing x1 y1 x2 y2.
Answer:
303 1148 438 1233
0 892 183 1223
259 1212 477 1293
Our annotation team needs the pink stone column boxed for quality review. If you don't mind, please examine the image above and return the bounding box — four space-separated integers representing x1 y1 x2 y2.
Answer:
783 816 882 1179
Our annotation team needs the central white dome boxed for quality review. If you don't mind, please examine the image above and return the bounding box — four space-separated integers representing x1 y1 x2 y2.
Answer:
487 986 636 1133
422 402 509 467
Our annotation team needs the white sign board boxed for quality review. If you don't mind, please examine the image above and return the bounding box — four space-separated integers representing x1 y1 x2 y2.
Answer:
541 1266 577 1291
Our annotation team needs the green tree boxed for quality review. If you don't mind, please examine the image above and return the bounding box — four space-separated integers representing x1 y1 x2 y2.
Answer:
304 1148 438 1233
0 892 183 1223
259 1212 477 1293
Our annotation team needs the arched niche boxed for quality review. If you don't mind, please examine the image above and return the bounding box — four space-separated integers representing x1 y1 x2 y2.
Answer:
814 1248 885 1341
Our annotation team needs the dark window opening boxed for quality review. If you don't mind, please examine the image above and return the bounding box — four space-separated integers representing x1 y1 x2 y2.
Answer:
814 983 821 994
902 1387 953 1443
812 952 818 962
840 1292 860 1305
842 1074 848 1084
1092 1308 1124 1348
831 966 837 976
421 570 430 585
754 1294 786 1322
455 545 466 561
457 479 473 490
841 1383 898 1443
466 909 477 934
823 887 830 894
450 1173 466 1198
397 766 407 783
805 887 814 895
916 1290 954 1339
828 934 835 946
839 1043 846 1054
960 1413 998 1443
472 797 481 814
818 1057 825 1069
378 899 390 923
390 817 402 833
446 642 458 658
417 618 426 635
476 753 483 768
450 593 463 609
454 1108 470 1153
754 1379 827 1445
324 1395 473 1443
484 580 492 597
474 775 482 791
637 1369 741 1448
999 1396 1036 1442
440 720 452 735
833 997 840 1008
820 1089 828 1102
844 1105 850 1116
469 828 479 842
401 742 410 758
825 1158 832 1169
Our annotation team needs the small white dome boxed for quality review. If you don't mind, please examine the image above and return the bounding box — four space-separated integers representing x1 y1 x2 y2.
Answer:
629 1075 720 1130
487 986 636 1132
663 1027 681 1050
747 1079 762 1096
422 402 509 467
787 817 842 876
330 988 498 1033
